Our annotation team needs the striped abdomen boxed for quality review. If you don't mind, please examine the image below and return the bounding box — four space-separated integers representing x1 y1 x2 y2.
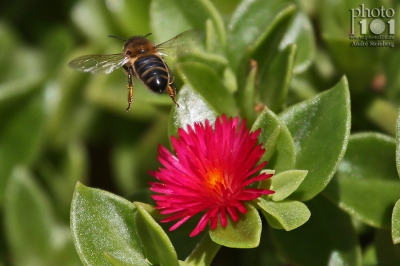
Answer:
134 54 170 93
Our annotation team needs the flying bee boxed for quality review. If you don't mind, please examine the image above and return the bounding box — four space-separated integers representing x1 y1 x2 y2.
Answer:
68 30 196 111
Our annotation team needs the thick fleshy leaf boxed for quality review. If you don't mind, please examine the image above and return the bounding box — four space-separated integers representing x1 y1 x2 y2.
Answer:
385 49 400 105
134 202 179 266
235 4 296 101
178 48 229 78
396 108 400 178
252 107 295 172
367 99 398 136
104 252 135 266
71 0 113 44
184 234 220 266
279 76 351 201
260 126 281 164
150 0 225 46
257 198 310 231
176 62 237 116
324 133 400 228
4 167 54 265
280 12 315 73
227 0 294 71
39 141 88 221
70 183 147 266
209 203 261 248
168 84 217 137
270 170 308 201
362 245 377 266
336 133 397 182
4 166 79 265
46 52 95 147
271 195 361 266
0 93 45 203
0 39 44 108
392 200 400 244
259 44 296 113
236 59 257 123
106 0 151 37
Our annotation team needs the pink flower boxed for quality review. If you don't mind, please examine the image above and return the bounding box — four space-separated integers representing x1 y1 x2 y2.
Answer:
149 115 274 237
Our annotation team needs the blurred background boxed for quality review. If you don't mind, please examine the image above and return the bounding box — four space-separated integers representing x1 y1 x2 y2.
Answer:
0 0 399 265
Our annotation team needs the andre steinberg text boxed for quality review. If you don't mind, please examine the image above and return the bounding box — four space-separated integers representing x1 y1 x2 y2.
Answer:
349 35 395 48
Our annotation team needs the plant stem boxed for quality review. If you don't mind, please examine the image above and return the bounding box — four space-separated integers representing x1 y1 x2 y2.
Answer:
184 233 221 266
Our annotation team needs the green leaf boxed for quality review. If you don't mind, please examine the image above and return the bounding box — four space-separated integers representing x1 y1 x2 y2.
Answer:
236 59 257 123
396 108 400 178
362 245 377 266
257 198 310 230
106 0 151 37
134 202 179 266
336 133 397 181
392 200 400 244
324 133 400 228
176 62 237 117
4 166 79 265
46 51 95 148
178 48 229 77
0 93 45 203
41 141 89 221
385 49 400 105
280 76 351 201
168 84 217 138
367 99 398 136
270 170 308 201
4 167 54 265
184 234 220 266
71 0 113 44
281 12 315 73
209 203 261 248
259 44 296 113
227 0 294 71
235 4 296 102
271 195 361 266
252 107 295 172
70 183 148 266
150 0 225 46
0 47 44 106
104 252 135 266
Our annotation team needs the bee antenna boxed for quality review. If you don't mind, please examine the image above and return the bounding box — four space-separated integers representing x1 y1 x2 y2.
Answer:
108 35 126 41
144 33 152 38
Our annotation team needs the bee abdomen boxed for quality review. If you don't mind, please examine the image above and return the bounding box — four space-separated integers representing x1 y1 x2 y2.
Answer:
134 55 169 93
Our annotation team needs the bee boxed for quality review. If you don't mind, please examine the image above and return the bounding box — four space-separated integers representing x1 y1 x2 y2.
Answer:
68 30 196 111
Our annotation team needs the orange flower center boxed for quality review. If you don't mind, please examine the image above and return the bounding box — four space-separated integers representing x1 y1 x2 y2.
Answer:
205 168 227 193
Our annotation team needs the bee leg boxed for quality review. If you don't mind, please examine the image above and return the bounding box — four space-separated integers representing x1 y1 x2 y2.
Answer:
125 66 134 112
167 82 179 107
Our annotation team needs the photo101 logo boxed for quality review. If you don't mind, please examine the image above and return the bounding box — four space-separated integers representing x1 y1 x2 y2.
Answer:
350 4 395 48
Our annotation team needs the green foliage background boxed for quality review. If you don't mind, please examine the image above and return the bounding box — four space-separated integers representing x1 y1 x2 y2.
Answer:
1 0 400 265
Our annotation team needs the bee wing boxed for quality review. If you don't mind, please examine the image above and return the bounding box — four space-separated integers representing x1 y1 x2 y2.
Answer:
68 53 128 74
156 30 201 57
